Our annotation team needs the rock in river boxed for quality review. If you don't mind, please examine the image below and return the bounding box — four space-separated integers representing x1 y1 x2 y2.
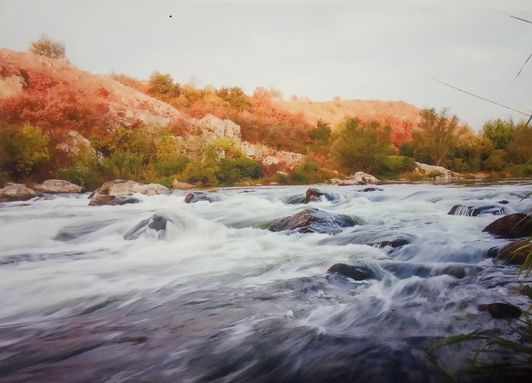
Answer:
269 208 359 235
327 263 375 281
304 188 337 203
482 213 532 238
493 239 531 265
0 183 40 202
124 214 170 240
184 191 220 204
478 303 522 319
34 179 85 194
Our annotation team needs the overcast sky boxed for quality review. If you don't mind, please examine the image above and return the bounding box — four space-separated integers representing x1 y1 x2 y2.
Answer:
0 0 531 129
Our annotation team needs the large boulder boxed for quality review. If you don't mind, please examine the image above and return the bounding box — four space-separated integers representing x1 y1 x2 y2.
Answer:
448 204 507 216
304 188 337 203
494 239 531 265
269 208 359 235
100 179 169 196
0 183 40 202
414 162 461 181
330 171 379 186
483 213 532 238
34 179 85 194
89 180 167 206
171 180 195 190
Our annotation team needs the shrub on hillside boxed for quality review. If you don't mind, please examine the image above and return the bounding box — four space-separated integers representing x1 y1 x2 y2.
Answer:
28 35 65 58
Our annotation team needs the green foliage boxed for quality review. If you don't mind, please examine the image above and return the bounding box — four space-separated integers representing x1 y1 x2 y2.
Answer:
216 87 250 111
481 119 514 150
309 120 332 144
331 118 394 174
411 108 459 167
147 72 180 99
217 157 263 185
374 155 416 178
0 123 50 177
506 123 532 165
28 35 65 58
286 162 333 184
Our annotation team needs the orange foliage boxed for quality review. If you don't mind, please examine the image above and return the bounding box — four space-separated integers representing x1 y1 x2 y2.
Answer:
0 68 112 138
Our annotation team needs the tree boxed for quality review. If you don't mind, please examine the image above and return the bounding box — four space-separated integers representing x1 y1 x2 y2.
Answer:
0 123 50 177
331 117 394 173
28 35 65 58
147 72 180 99
481 119 514 150
411 108 459 167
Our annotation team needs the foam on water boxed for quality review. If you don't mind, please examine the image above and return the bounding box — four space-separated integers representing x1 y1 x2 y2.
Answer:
0 183 531 382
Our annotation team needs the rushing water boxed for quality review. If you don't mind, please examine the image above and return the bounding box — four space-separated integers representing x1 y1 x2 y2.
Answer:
0 183 531 383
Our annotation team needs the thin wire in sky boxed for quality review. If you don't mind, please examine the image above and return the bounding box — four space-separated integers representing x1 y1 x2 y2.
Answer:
428 77 529 116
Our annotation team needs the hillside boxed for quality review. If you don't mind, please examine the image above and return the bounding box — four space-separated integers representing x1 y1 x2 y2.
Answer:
277 98 421 144
0 48 185 129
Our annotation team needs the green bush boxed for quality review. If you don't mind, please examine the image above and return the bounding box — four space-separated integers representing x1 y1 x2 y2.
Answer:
217 157 264 185
154 157 189 177
374 155 416 178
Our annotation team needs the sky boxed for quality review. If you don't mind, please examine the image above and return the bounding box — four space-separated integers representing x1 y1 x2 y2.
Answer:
0 0 531 129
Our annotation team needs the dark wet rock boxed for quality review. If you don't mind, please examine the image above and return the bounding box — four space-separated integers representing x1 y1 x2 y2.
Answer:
498 200 509 205
34 179 85 194
269 208 359 235
327 263 375 281
448 204 506 216
358 187 383 192
494 239 531 265
368 238 411 249
483 213 532 238
304 188 337 203
478 303 522 319
382 262 478 279
438 265 467 279
88 194 140 206
0 183 40 202
184 191 220 204
124 214 170 240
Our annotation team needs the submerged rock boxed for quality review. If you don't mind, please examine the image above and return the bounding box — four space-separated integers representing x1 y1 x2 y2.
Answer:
483 213 532 238
34 179 85 194
327 263 375 281
269 208 359 235
358 187 383 192
448 204 506 216
284 194 306 204
494 239 531 265
184 191 219 204
124 214 170 240
320 230 414 250
304 188 337 203
478 303 522 319
0 183 40 202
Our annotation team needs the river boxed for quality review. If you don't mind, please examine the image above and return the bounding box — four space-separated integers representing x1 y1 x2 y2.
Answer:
0 183 531 382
